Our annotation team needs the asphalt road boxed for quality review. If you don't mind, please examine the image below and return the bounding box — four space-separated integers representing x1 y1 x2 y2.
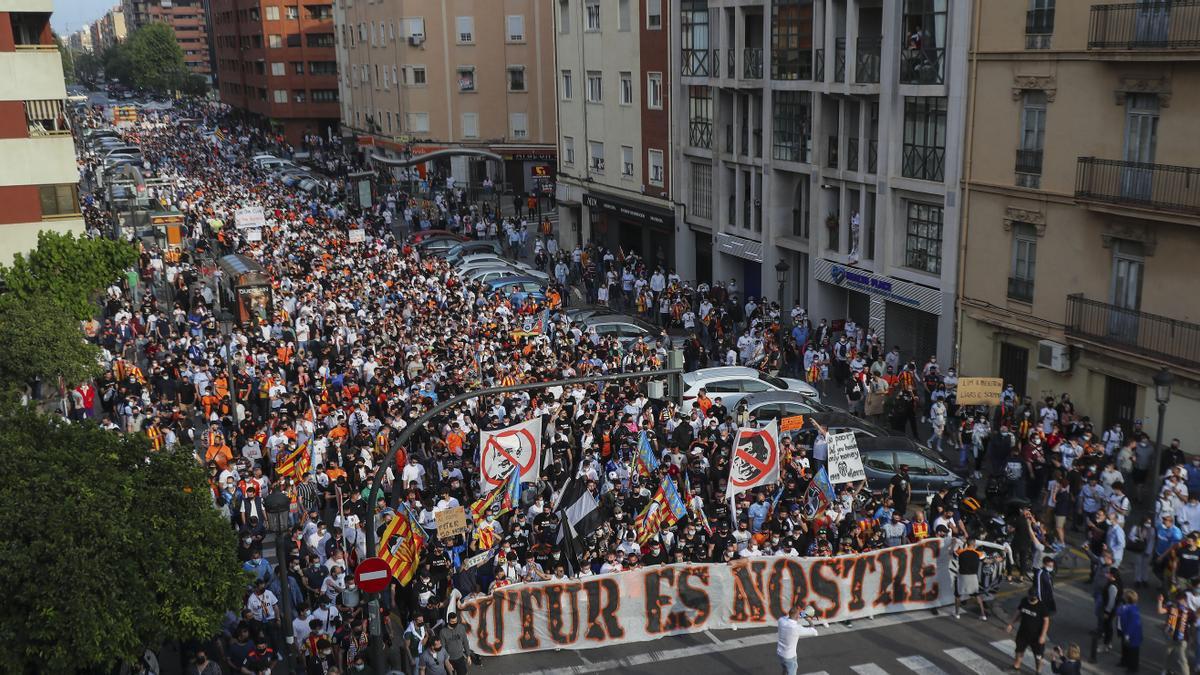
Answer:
477 552 1169 675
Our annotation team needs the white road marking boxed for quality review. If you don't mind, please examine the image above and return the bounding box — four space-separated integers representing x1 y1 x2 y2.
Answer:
519 610 946 675
944 647 1004 674
990 640 1038 672
799 671 830 675
703 629 721 644
897 655 948 674
850 664 890 674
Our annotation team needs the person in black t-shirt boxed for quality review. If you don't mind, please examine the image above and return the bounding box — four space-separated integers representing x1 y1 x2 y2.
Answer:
1007 589 1050 673
954 536 987 621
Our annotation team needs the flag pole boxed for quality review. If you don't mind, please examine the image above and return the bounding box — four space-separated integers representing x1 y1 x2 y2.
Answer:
362 367 682 672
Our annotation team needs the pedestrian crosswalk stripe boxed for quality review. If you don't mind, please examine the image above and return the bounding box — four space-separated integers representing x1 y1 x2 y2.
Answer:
897 655 948 674
798 671 829 675
851 664 890 675
990 640 1037 672
944 647 1005 674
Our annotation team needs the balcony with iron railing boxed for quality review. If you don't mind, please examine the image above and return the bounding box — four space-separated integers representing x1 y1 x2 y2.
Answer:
744 47 764 79
690 119 713 149
682 48 712 77
827 135 839 169
1016 148 1044 175
1007 277 1034 303
1088 1 1200 51
900 46 945 84
1066 294 1200 368
834 38 847 82
727 48 735 78
867 139 878 174
847 137 859 172
856 36 881 83
1075 157 1200 218
815 48 825 82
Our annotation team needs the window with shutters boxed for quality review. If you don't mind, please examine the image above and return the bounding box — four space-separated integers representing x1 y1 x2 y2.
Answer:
273 89 288 103
561 70 573 100
456 16 474 43
271 62 285 76
585 1 601 31
507 15 525 42
619 72 633 105
621 146 634 176
38 184 79 217
587 71 602 102
647 0 662 29
407 112 430 133
647 72 662 109
589 141 605 172
510 113 528 139
462 113 479 138
508 66 526 92
564 136 575 164
264 6 279 20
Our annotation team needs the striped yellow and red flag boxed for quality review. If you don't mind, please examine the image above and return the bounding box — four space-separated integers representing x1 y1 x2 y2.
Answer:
378 505 426 585
275 440 311 479
474 525 498 551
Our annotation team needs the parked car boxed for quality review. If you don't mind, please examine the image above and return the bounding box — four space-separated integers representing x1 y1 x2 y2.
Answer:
786 411 948 470
579 314 659 347
854 437 967 498
564 307 614 321
443 240 504 263
680 366 820 414
408 229 465 244
483 276 547 305
739 391 836 424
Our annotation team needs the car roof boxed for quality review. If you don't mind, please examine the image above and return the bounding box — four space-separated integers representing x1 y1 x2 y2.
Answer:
581 314 655 330
486 275 541 286
799 411 892 435
683 366 760 383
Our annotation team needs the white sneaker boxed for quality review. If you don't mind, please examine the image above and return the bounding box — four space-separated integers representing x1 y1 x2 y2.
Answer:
954 612 961 619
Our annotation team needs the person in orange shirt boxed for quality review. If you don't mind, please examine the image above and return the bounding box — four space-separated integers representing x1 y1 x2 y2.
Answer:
696 388 714 418
445 422 466 457
206 435 233 472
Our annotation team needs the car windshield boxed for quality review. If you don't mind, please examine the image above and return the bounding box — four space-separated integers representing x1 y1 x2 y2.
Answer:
758 373 789 389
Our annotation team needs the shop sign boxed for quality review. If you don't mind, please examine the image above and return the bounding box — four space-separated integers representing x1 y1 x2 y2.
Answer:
583 193 671 227
813 259 943 314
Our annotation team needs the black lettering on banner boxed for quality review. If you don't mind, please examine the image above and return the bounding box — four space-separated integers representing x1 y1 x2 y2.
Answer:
729 560 769 622
848 552 878 613
677 566 712 629
808 560 841 620
908 539 941 602
584 577 625 641
544 582 583 645
888 546 910 605
644 568 673 634
469 594 505 655
768 558 808 619
518 587 545 650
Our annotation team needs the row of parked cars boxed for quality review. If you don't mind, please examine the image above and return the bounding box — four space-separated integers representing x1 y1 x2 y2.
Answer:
411 229 967 499
250 153 328 197
82 128 145 188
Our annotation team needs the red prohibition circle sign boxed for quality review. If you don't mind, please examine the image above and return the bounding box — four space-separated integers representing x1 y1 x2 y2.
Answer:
730 429 778 488
481 428 538 487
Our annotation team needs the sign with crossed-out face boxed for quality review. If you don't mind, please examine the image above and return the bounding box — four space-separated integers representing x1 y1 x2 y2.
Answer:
479 417 542 489
726 419 780 502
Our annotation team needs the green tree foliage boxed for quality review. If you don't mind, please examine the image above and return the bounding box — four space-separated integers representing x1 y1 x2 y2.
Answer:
126 23 190 94
101 42 133 84
0 293 102 391
0 230 137 321
74 51 103 83
0 406 246 672
55 34 75 84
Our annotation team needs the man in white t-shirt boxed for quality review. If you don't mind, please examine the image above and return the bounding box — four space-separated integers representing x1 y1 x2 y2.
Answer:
776 604 818 675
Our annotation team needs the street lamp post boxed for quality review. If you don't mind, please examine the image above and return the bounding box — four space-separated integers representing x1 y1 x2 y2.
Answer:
265 491 303 673
217 310 240 429
363 367 684 672
1150 367 1174 506
774 257 790 307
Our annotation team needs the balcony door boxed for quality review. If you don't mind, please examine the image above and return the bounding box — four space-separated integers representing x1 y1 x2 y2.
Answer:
1120 94 1158 202
1134 0 1171 47
1108 240 1144 344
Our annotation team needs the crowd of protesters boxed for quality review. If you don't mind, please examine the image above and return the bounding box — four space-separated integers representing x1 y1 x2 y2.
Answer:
63 100 1198 675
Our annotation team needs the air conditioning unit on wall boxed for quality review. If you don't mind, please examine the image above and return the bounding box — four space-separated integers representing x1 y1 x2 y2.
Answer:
1037 339 1071 372
408 34 425 46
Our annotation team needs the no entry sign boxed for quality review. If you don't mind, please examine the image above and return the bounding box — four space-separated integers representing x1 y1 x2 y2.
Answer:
355 556 392 593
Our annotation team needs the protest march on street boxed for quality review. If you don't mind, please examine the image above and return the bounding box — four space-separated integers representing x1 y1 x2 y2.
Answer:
57 99 1197 675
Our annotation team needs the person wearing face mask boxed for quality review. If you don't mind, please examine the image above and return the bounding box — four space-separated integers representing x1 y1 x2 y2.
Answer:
1033 556 1057 615
187 649 220 675
439 612 473 674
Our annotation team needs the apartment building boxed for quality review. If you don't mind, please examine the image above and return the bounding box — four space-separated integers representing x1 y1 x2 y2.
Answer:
959 0 1200 440
672 0 969 363
211 0 339 143
553 0 676 265
122 0 212 79
68 24 93 53
91 6 128 52
337 0 556 193
0 1 85 263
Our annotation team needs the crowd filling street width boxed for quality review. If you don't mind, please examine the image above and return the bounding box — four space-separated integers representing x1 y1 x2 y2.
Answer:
59 99 1200 675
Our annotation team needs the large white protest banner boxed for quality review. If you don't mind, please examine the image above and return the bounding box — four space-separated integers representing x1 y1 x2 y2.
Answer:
826 431 866 485
457 539 953 656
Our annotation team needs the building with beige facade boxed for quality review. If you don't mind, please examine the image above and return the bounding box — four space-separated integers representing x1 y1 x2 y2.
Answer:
337 0 557 193
93 6 127 52
553 0 676 264
959 0 1200 443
